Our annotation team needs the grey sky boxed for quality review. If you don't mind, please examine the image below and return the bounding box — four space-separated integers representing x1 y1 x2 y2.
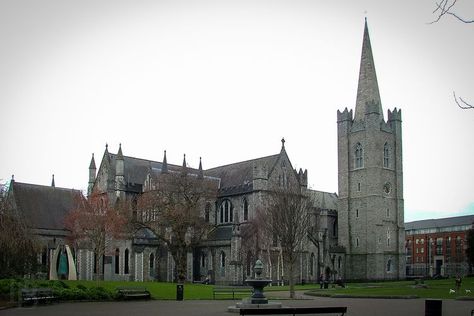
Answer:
1 0 473 222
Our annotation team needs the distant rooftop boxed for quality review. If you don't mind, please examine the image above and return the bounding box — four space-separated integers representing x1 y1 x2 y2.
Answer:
405 215 474 232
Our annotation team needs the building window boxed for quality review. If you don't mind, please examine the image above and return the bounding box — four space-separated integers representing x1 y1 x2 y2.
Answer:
115 248 120 274
149 253 154 268
356 237 360 247
124 249 129 274
387 259 392 272
355 143 363 169
356 209 359 218
386 209 390 217
219 200 233 224
243 198 249 221
205 203 211 223
220 252 226 268
332 219 338 237
358 183 361 191
421 248 424 253
338 256 342 270
436 238 443 255
387 229 391 247
383 143 390 168
415 239 419 245
201 253 206 267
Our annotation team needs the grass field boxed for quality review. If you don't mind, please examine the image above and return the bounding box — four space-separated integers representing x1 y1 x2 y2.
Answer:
60 277 474 300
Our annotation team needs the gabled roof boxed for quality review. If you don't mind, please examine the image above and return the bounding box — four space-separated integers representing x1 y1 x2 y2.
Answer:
205 154 280 189
9 181 82 231
308 190 338 210
405 215 474 231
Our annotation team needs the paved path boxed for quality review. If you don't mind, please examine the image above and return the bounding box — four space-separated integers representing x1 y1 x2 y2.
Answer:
1 294 473 316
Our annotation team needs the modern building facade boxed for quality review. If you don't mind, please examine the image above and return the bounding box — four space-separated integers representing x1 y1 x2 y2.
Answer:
405 215 473 277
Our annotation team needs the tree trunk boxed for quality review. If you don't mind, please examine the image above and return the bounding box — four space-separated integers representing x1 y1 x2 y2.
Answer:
175 248 188 283
288 260 295 299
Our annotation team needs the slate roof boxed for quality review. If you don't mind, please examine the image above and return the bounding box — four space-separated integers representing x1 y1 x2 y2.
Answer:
405 215 474 231
205 154 280 189
9 181 82 231
207 225 233 241
309 190 338 210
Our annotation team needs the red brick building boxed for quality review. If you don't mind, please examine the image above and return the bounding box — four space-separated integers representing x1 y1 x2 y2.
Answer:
405 215 473 277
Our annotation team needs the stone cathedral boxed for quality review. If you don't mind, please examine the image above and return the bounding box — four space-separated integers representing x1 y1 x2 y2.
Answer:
8 21 405 283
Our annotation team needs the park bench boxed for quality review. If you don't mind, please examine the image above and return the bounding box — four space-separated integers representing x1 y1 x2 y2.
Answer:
116 286 151 300
240 306 347 316
21 288 57 306
213 286 252 299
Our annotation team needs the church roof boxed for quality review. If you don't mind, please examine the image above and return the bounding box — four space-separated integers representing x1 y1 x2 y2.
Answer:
205 154 280 189
9 181 82 231
354 19 383 121
405 215 474 231
308 190 338 211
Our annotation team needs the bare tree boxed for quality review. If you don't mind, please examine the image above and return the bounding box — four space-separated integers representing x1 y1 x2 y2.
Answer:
0 192 40 278
136 170 218 283
431 0 474 24
64 192 128 280
258 186 312 298
430 0 473 109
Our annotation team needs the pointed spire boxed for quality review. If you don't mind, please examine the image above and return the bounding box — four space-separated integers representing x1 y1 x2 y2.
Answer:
117 143 123 160
89 153 96 170
181 154 188 175
354 19 383 121
281 138 285 149
182 154 187 167
161 150 168 174
198 157 203 179
105 143 109 153
51 174 55 187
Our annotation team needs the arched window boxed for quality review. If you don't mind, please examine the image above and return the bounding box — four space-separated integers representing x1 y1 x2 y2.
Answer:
387 229 391 247
124 249 129 274
356 237 360 247
149 253 154 270
383 143 390 168
355 143 363 169
220 251 226 268
243 198 249 221
219 200 233 224
386 259 392 272
310 253 315 276
115 248 120 274
338 256 342 270
205 203 211 223
201 253 206 267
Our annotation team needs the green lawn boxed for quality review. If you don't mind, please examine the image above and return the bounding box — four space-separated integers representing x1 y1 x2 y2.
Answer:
65 278 474 300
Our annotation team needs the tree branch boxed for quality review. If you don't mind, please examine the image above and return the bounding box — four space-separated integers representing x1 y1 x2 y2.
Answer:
454 91 474 109
430 0 474 24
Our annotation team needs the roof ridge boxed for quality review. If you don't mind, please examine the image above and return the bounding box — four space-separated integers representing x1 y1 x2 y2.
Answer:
13 181 82 192
110 153 201 171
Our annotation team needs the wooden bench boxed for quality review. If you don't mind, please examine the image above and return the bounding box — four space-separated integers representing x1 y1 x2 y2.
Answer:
21 288 57 305
116 287 151 300
240 307 347 315
213 286 252 299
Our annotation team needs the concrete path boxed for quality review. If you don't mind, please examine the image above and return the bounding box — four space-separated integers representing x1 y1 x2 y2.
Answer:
0 294 473 316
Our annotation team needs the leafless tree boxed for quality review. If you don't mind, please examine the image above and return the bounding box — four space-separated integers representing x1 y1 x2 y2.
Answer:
258 186 312 298
0 192 40 278
431 0 474 24
136 170 218 283
64 192 129 280
430 0 473 109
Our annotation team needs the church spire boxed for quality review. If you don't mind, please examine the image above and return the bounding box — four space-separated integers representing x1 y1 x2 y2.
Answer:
51 174 55 187
161 150 168 174
198 157 203 179
354 19 383 121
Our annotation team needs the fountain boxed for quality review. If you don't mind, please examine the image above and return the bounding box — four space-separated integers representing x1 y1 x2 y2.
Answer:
228 259 282 312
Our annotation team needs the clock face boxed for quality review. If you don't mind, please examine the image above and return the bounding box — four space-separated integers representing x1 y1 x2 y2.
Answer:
383 182 391 194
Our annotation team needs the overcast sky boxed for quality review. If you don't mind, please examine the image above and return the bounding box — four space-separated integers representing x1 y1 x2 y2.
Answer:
1 0 473 222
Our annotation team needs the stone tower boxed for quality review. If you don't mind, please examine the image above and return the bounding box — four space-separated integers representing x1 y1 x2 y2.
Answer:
337 20 405 280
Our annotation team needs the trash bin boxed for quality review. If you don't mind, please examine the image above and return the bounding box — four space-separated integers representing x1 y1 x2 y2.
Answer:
425 299 442 316
176 284 184 301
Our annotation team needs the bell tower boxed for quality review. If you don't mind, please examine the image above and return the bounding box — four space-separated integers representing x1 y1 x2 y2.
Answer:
337 20 405 280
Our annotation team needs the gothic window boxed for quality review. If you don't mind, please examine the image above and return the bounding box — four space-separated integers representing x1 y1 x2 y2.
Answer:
356 237 360 247
243 198 249 221
356 209 359 218
149 253 154 270
386 259 392 272
387 229 391 247
220 251 226 268
338 256 342 270
201 253 206 267
115 248 120 274
355 143 363 169
124 249 130 274
332 219 338 237
386 209 390 217
219 200 233 224
205 203 211 223
383 143 390 168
